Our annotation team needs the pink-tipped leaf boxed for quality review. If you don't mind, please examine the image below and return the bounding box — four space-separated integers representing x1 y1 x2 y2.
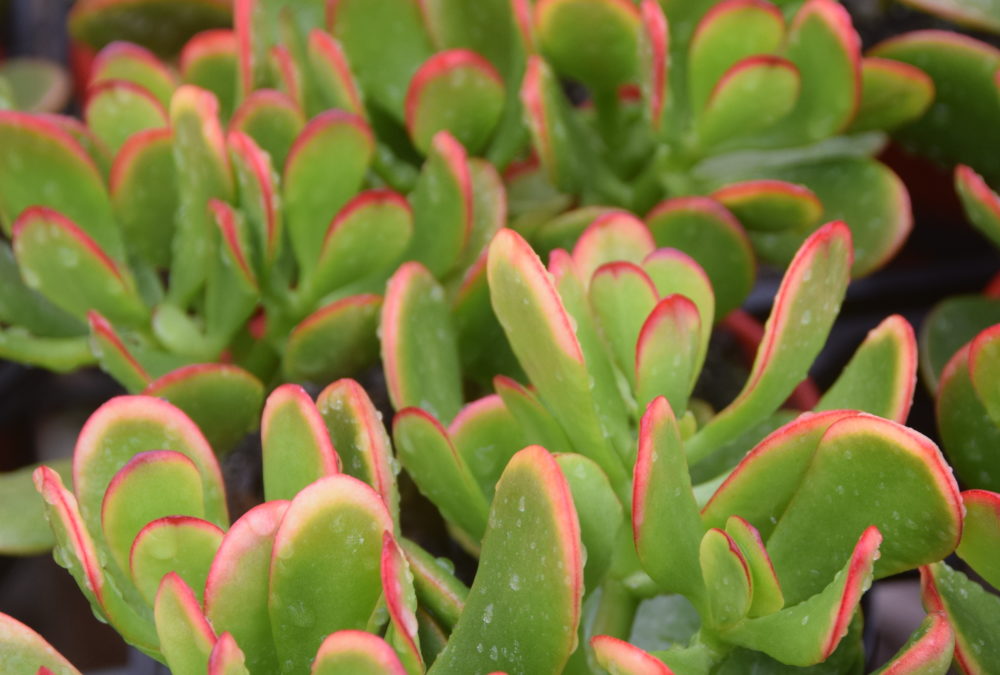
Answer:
571 211 656 285
181 30 238 120
871 611 954 674
283 295 383 386
0 612 81 675
956 489 1000 589
725 516 784 617
636 294 702 414
154 572 217 675
262 384 340 501
228 89 304 169
381 534 424 673
955 165 1000 250
208 632 250 675
130 515 223 605
711 180 822 234
311 631 407 674
84 79 167 154
848 57 935 133
700 528 752 628
592 635 675 674
90 42 176 106
921 562 1000 674
88 311 152 394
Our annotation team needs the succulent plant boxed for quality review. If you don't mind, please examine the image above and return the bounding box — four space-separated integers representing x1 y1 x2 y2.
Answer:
69 0 233 56
374 219 967 671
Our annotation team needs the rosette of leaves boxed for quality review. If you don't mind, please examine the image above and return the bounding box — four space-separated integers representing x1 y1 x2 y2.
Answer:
381 218 966 671
0 382 596 674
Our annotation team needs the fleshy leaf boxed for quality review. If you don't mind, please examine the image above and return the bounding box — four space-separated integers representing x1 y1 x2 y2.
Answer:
0 240 83 338
12 207 147 326
816 314 917 423
110 127 178 269
0 112 121 256
493 375 574 456
130 516 223 605
720 528 881 666
488 229 626 488
208 633 250 675
87 311 151 394
393 408 489 545
685 222 851 463
955 164 1000 250
228 90 304 169
90 42 176 107
303 190 413 303
181 30 238 120
700 528 752 629
572 211 656 285
592 635 674 674
205 501 289 674
101 450 205 575
633 397 704 598
284 110 374 276
848 57 935 133
711 180 822 233
427 446 582 674
536 0 641 92
687 0 786 113
227 130 280 276
283 295 383 386
956 489 1000 588
921 562 1000 673
0 459 72 555
154 573 216 675
638 0 669 131
920 295 1000 392
646 197 754 318
725 516 784 617
307 30 366 117
0 612 81 675
381 534 424 673
641 248 715 371
405 50 505 154
696 56 800 149
143 364 264 454
871 611 953 675
520 56 587 193
406 131 473 278
69 0 231 54
312 631 407 674
400 539 468 631
382 263 463 423
316 379 400 524
261 384 340 501
84 80 167 154
636 295 702 414
269 475 393 673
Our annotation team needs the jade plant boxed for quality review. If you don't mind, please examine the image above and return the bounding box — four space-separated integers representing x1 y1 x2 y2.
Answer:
374 219 968 671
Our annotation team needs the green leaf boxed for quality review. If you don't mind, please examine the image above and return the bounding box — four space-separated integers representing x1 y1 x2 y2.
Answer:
0 459 72 555
393 408 489 545
382 263 463 423
306 30 366 117
816 314 916 423
633 397 705 599
100 450 205 575
936 342 1000 491
638 0 669 132
922 562 1000 673
381 535 424 672
870 611 953 675
69 0 231 55
168 85 234 306
712 180 822 234
700 528 752 629
154 573 216 675
283 111 374 277
227 131 280 276
646 197 754 319
725 516 784 617
641 248 715 371
572 211 656 285
0 112 121 257
110 127 178 269
229 90 305 170
400 539 469 630
262 384 340 501
269 476 393 673
956 489 1000 599
636 295 702 415
489 229 627 485
181 31 238 120
686 222 850 463
449 395 526 500
0 331 93 373
144 364 264 454
871 31 1000 184
720 528 881 666
493 375 575 456
696 56 800 149
0 611 81 675
303 190 413 303
457 158 507 273
0 240 84 338
330 0 434 118
91 42 177 107
0 58 70 114
428 446 583 674
848 57 934 133
283 295 383 386
406 132 473 278
130 516 223 605
536 0 641 92
920 295 1000 392
205 501 289 674
405 50 505 154
312 631 408 674
589 261 659 392
316 379 400 524
956 164 1000 250
12 207 148 326
687 0 786 113
208 633 250 675
84 80 167 154
592 635 673 674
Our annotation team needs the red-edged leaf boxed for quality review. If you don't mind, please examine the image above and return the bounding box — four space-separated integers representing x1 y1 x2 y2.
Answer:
90 41 176 106
592 635 675 674
816 314 917 423
84 79 168 153
381 534 424 672
262 384 340 501
208 632 249 675
725 516 784 617
269 45 304 110
283 295 383 385
205 501 289 675
711 180 822 233
312 631 407 674
228 89 304 169
269 475 394 672
69 0 231 55
405 50 505 154
571 211 656 285
848 57 935 133
871 611 953 674
227 130 281 274
181 30 238 120
955 164 1000 250
399 539 468 631
519 56 584 193
921 562 1000 674
636 295 702 414
129 515 223 605
638 0 669 131
0 612 82 675
956 489 1000 588
316 379 400 524
88 311 151 394
154 572 217 675
493 375 574 456
700 528 752 628
306 29 366 117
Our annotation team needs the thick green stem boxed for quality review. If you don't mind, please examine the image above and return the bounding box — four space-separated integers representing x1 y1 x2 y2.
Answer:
591 578 640 641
